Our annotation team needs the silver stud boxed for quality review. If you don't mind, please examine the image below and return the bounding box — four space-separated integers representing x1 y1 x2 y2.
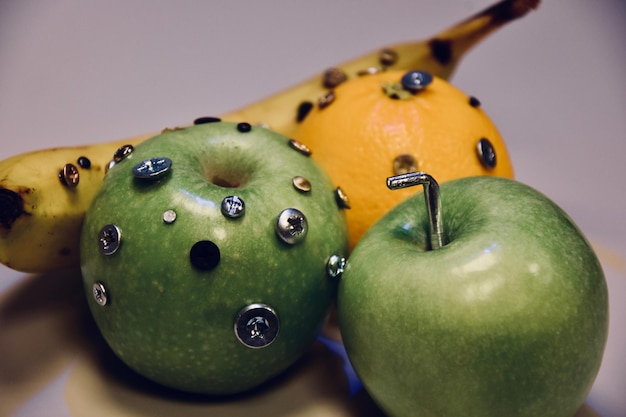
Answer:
132 157 172 180
327 254 347 279
334 187 351 209
98 224 122 255
476 138 497 169
105 159 116 174
401 70 433 93
318 91 336 109
93 281 108 306
292 176 312 193
59 163 80 188
357 66 381 76
113 144 134 163
221 196 245 219
234 303 280 349
162 209 177 224
288 139 312 156
393 154 418 175
275 208 308 245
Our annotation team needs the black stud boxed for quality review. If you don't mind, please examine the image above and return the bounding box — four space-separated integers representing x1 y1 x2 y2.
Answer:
296 101 314 123
77 156 91 169
194 116 222 125
236 122 252 133
469 96 481 107
476 138 497 169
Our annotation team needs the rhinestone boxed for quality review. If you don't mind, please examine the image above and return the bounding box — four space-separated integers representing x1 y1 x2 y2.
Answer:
379 48 399 67
77 156 91 169
327 254 347 278
98 224 121 255
193 116 221 125
288 139 312 156
162 209 177 224
322 67 348 89
292 176 312 193
234 303 280 349
393 154 418 175
93 282 108 306
476 138 497 169
113 144 134 163
401 70 433 93
132 157 172 180
221 196 245 219
334 187 351 209
275 208 308 245
189 240 221 271
59 163 80 188
318 91 335 109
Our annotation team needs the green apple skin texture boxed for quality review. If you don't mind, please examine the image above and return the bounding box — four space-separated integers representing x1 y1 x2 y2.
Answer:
338 176 608 417
80 122 348 395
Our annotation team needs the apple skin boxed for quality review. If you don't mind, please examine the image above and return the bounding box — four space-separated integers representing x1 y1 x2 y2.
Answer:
338 176 608 417
80 121 348 395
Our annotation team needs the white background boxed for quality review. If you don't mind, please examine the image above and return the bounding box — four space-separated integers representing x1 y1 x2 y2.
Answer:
1 1 624 416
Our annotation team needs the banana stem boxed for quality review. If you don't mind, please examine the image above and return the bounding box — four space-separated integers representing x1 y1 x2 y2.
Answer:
386 172 445 250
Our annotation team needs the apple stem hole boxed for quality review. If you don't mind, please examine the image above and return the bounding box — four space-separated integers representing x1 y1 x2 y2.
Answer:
386 172 445 250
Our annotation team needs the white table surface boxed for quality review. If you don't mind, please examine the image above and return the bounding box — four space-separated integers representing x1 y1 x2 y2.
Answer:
1 1 624 416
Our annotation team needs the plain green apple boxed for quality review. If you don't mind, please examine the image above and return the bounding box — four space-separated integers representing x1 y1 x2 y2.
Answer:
80 120 348 395
338 175 608 417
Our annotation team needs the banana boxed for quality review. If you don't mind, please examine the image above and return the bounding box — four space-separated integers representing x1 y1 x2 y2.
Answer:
0 0 540 273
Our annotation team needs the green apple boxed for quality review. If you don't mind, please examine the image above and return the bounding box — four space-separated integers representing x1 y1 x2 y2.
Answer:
80 120 349 395
338 173 608 417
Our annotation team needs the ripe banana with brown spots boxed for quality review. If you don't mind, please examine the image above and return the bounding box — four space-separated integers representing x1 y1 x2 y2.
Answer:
0 0 539 273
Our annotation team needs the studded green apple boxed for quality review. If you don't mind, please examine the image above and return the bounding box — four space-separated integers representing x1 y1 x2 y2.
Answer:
80 120 349 395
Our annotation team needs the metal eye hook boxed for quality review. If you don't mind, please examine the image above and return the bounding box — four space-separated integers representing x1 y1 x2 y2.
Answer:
386 172 445 250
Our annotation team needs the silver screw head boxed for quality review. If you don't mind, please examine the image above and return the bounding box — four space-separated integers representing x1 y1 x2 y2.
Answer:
98 224 122 255
113 144 134 162
59 163 80 188
275 208 308 245
292 176 312 193
334 187 351 209
401 70 433 93
221 196 245 219
132 157 172 179
476 138 497 169
288 139 312 156
93 281 108 306
327 254 347 278
234 303 280 349
162 209 177 224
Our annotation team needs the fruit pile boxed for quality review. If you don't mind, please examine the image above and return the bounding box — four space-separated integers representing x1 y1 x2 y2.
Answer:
0 1 609 417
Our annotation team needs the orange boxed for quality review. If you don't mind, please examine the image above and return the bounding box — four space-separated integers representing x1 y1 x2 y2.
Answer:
294 70 514 251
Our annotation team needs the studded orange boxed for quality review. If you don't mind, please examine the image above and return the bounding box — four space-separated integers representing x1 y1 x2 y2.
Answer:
294 70 514 250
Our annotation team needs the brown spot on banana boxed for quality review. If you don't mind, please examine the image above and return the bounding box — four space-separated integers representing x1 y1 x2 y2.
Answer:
0 187 32 230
